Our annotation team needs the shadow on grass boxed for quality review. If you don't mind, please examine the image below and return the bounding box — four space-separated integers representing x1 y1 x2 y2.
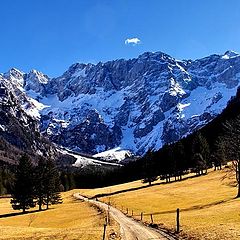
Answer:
90 173 205 199
0 208 51 219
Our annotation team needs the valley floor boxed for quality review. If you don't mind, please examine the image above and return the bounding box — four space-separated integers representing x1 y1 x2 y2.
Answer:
80 168 240 240
0 190 120 240
1 168 239 239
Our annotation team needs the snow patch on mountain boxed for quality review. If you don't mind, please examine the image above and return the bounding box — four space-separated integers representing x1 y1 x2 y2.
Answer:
222 50 240 59
93 147 133 162
57 148 122 167
22 97 46 119
177 83 238 120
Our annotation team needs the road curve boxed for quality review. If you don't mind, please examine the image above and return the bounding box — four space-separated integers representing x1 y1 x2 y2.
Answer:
74 193 175 240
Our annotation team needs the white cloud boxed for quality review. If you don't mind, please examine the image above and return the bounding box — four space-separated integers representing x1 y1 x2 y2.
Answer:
124 37 141 46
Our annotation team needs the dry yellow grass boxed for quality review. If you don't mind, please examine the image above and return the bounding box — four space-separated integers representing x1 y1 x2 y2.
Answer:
80 172 198 198
0 190 120 240
80 168 240 240
80 180 144 198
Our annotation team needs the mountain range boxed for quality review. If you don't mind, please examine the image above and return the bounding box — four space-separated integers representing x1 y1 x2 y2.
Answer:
0 50 240 162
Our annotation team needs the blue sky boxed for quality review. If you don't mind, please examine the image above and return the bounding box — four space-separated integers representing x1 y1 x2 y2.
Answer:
0 0 240 76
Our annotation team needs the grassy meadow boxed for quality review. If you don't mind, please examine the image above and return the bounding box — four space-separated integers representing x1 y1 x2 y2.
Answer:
1 168 239 239
80 168 240 240
0 190 120 240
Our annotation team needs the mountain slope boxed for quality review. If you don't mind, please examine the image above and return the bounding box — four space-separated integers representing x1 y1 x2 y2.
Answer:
0 70 56 163
1 50 240 157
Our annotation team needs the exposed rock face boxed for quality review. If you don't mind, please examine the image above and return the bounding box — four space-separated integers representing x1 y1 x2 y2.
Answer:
1 50 240 155
24 70 49 94
0 72 55 159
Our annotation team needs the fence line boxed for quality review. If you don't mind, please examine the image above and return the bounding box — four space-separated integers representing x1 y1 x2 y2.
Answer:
129 197 230 217
120 206 181 233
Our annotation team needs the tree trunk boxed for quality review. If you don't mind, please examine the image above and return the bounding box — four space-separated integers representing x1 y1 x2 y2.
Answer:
237 184 240 198
23 202 26 213
165 175 168 183
39 198 42 211
46 195 49 209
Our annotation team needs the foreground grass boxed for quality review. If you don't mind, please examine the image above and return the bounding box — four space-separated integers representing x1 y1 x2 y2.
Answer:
80 168 240 240
0 190 120 240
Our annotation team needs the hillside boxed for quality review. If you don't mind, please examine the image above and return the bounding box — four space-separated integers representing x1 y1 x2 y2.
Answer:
79 168 240 239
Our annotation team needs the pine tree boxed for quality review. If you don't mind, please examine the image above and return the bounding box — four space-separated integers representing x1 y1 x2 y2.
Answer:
34 158 48 211
142 151 158 186
174 142 186 180
193 153 206 175
11 154 36 212
211 136 226 170
68 172 76 190
43 159 62 209
157 145 171 182
192 133 210 173
61 173 70 191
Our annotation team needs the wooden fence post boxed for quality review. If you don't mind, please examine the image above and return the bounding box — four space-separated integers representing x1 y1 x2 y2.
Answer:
102 224 107 240
132 210 133 216
126 208 128 214
141 212 143 221
176 208 180 233
107 204 110 225
150 214 153 224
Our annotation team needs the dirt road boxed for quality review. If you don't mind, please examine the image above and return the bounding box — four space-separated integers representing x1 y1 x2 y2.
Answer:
74 193 175 240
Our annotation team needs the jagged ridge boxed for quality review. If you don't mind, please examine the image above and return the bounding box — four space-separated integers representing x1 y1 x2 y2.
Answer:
1 50 240 158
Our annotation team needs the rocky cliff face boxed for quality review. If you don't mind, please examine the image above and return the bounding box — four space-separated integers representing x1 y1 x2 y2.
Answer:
0 70 55 160
1 50 240 156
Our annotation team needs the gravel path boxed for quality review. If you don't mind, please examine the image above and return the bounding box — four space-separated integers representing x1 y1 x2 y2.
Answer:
74 193 175 240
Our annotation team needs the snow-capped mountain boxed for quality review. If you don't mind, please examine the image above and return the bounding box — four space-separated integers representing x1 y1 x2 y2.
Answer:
1 50 240 157
0 70 55 159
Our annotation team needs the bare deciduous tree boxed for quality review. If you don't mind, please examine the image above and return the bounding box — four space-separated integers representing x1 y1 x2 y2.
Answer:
223 117 240 198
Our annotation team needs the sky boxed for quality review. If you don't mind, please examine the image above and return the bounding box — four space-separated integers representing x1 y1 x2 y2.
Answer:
0 0 240 77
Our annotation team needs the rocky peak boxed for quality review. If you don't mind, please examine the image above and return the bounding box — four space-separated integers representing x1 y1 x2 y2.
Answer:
222 50 239 59
138 51 173 62
67 63 87 74
3 68 25 88
27 69 49 84
24 69 49 93
4 67 24 78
